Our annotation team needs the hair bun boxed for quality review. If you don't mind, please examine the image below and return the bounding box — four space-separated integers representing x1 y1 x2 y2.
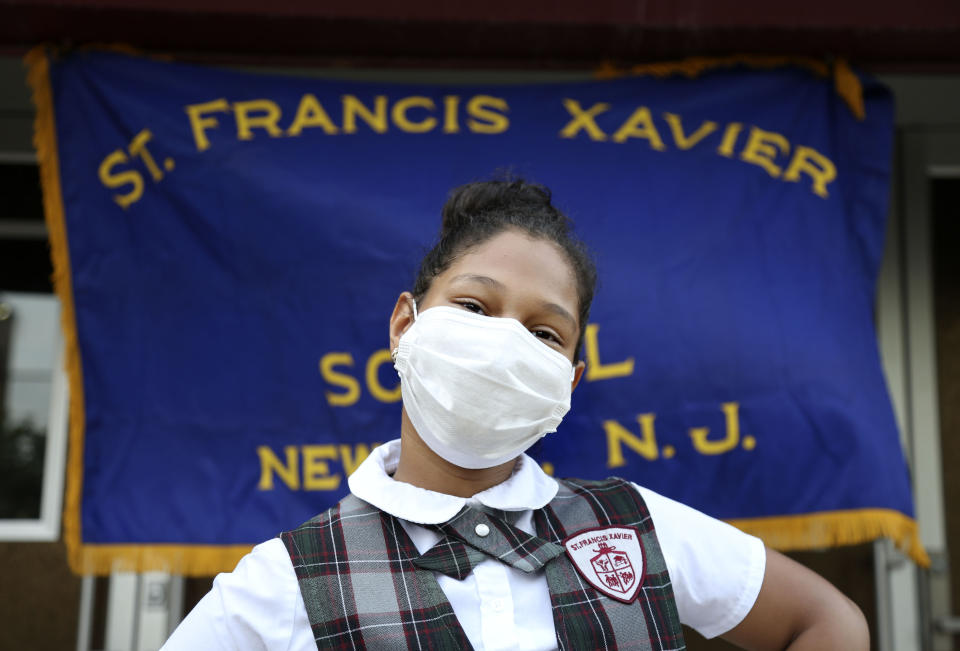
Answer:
440 179 565 237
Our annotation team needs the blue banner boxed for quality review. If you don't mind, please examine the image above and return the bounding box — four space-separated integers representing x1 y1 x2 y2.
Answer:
29 49 926 574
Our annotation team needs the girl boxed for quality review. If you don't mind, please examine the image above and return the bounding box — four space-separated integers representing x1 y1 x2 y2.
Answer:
164 179 868 650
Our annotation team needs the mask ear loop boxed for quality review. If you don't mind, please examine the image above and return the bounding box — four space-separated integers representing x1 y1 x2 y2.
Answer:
391 296 418 364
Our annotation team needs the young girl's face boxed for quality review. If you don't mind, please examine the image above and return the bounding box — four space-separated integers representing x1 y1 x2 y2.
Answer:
416 228 584 366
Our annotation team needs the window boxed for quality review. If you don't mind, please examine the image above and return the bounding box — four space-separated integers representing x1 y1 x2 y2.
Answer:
0 159 68 541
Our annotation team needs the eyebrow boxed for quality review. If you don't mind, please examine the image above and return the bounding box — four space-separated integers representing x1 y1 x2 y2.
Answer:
540 301 578 329
449 273 506 288
450 274 578 329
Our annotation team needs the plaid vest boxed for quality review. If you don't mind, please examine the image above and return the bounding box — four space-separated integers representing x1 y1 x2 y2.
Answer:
280 477 685 650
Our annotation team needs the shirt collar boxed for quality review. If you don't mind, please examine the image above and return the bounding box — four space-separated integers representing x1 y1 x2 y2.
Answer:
347 439 559 525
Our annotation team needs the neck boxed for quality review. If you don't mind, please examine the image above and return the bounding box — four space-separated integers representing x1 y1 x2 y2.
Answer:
392 409 518 498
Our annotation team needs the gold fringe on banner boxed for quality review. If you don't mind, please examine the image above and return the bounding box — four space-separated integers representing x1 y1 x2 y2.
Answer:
57 543 255 577
25 46 253 578
26 45 916 576
596 55 865 120
25 45 92 576
729 508 930 567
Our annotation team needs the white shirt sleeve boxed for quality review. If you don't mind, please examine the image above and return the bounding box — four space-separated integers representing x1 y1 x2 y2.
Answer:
161 538 309 651
633 483 767 639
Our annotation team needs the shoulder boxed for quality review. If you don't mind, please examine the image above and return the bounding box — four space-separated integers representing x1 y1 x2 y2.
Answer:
279 495 388 574
164 496 387 651
281 493 372 533
627 482 767 640
552 477 766 639
162 539 304 650
554 475 652 518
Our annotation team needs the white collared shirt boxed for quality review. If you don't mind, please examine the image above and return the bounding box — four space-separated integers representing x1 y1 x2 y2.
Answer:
163 440 765 650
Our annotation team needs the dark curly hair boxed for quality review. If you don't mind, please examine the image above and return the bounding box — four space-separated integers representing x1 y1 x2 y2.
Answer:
412 178 598 361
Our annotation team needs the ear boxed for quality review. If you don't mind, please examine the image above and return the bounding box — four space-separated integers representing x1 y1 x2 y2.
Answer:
389 291 416 353
571 360 586 392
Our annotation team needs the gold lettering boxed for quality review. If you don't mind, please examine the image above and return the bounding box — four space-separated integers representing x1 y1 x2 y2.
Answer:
611 106 666 149
740 127 789 177
392 96 437 133
584 323 634 381
559 99 610 141
783 145 837 199
98 150 143 209
302 445 341 490
319 353 361 406
689 402 741 455
339 443 377 476
342 95 388 134
443 95 460 133
663 113 717 150
466 95 509 134
233 99 283 141
127 129 163 181
257 445 299 490
365 349 401 403
716 122 743 157
286 93 339 136
185 98 229 152
605 414 659 467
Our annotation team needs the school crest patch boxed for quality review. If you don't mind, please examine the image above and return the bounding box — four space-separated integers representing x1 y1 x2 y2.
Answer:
563 526 645 603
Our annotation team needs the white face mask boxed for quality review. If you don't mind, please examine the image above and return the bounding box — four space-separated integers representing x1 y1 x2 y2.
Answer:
393 301 575 469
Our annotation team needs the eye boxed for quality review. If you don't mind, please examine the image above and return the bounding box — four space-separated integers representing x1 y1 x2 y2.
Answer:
455 300 486 315
532 329 562 346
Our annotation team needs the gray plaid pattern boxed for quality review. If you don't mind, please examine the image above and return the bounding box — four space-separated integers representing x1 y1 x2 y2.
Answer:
281 478 684 650
282 495 472 649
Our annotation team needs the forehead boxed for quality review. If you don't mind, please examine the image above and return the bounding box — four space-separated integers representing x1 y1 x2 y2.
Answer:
440 229 579 312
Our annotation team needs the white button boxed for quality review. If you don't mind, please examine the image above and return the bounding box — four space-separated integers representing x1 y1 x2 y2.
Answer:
475 523 490 537
491 598 506 612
